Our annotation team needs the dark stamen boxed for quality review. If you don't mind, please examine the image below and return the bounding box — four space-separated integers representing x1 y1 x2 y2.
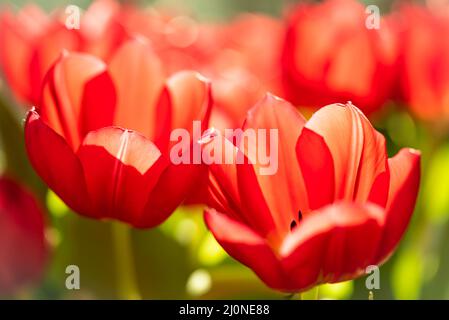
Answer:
290 220 297 231
298 210 303 222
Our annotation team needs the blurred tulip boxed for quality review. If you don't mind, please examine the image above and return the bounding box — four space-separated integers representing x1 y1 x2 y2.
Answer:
25 40 211 228
0 176 47 296
204 97 420 292
120 9 284 130
281 0 399 115
0 1 283 132
206 14 285 130
80 0 128 60
0 0 127 106
399 5 449 121
0 4 80 105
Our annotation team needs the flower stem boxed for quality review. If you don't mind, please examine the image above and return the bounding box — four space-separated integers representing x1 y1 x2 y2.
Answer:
285 293 302 300
111 222 141 300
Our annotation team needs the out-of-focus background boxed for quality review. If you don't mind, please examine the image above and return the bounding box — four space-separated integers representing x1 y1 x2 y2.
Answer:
0 0 448 300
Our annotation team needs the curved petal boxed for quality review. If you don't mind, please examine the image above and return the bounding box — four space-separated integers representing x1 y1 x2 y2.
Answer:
79 70 117 138
202 130 242 216
108 39 165 139
201 130 275 236
29 23 81 104
24 109 90 215
375 148 421 263
280 202 385 289
0 9 36 103
305 102 389 205
0 5 53 103
137 161 203 228
40 52 111 150
241 93 308 237
81 0 126 60
296 126 335 210
77 127 167 225
154 71 212 152
204 209 289 291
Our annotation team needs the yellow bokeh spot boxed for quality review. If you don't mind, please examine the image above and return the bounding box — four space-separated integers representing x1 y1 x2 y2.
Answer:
319 281 354 300
46 190 69 218
186 269 212 297
198 233 227 266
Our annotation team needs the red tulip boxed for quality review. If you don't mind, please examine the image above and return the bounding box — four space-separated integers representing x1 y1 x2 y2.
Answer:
0 176 47 295
25 39 212 228
399 5 449 121
79 0 128 60
206 14 286 130
281 0 399 115
0 4 80 105
0 0 127 106
120 9 284 130
204 96 420 292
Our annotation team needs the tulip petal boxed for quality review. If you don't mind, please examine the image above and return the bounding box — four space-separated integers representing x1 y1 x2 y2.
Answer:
242 94 308 236
24 110 90 215
202 131 242 217
296 126 335 210
79 70 117 138
205 209 289 290
202 130 275 235
109 39 165 139
40 52 111 150
29 24 81 104
305 103 388 204
77 127 167 224
375 148 421 263
0 5 54 104
0 8 39 103
137 161 204 228
281 202 385 288
155 71 212 152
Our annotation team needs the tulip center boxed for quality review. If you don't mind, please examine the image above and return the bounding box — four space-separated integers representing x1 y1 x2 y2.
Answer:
290 210 303 231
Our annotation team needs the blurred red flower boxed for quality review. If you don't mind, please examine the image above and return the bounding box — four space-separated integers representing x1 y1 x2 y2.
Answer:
0 0 283 132
120 9 285 130
0 4 79 105
25 40 211 228
205 14 285 131
204 97 420 292
0 0 126 105
399 5 449 121
0 176 47 296
281 0 399 115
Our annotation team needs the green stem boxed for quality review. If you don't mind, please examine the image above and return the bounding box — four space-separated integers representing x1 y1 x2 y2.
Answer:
111 223 141 300
285 292 302 300
314 286 320 300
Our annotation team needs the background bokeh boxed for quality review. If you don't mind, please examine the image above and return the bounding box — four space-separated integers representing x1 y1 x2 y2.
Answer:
0 0 447 300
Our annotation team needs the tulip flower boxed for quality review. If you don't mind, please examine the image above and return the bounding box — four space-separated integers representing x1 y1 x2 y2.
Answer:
281 0 399 115
120 9 284 130
399 5 449 121
0 4 79 105
0 176 47 295
204 96 420 292
25 40 211 228
206 14 286 130
0 0 126 105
